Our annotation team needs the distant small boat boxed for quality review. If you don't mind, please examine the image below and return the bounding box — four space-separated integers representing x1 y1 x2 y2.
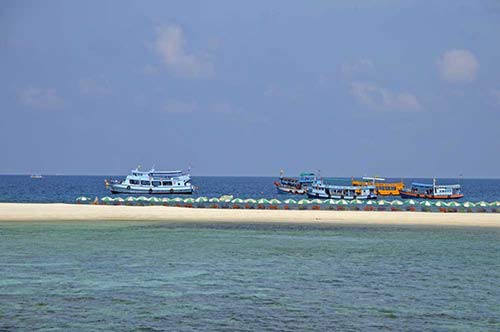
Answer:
274 171 315 195
30 174 43 179
352 176 404 196
400 179 464 199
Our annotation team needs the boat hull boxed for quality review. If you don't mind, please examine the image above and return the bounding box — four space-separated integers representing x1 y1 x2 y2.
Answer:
400 191 464 199
307 191 377 200
275 182 306 195
109 184 193 195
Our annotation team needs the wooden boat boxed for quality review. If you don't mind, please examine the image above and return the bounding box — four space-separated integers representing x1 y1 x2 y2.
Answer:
274 171 315 195
352 177 404 196
307 179 377 200
400 179 463 199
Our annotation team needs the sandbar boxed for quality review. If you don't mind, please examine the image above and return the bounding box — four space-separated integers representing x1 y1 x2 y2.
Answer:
0 203 499 227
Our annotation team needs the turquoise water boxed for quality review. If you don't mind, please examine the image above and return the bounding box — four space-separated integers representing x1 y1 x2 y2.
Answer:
1 222 500 331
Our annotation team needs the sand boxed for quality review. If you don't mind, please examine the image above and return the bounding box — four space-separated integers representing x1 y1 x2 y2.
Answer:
0 203 498 227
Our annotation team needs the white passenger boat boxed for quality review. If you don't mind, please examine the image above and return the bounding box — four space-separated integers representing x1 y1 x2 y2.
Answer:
307 179 377 200
105 167 194 194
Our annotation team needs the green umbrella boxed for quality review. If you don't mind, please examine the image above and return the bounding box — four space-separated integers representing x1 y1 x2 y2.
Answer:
350 199 364 205
208 197 220 203
195 197 208 203
171 197 184 202
365 200 376 205
231 198 245 204
125 197 136 202
447 201 461 207
283 199 297 204
420 201 433 207
310 199 324 205
324 199 338 204
434 201 448 207
404 199 417 205
337 199 350 205
101 196 113 202
476 201 489 207
161 197 171 203
377 200 388 206
390 200 404 206
244 198 257 203
489 201 500 207
297 199 311 205
219 195 233 202
462 201 476 208
268 199 282 205
76 196 91 202
257 198 270 204
148 197 160 203
136 196 148 202
183 198 195 203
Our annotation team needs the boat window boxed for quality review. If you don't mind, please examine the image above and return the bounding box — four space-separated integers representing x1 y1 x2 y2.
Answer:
162 181 172 186
152 181 161 187
129 179 139 185
140 180 151 186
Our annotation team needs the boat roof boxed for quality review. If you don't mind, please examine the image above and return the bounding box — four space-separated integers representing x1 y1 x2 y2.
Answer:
323 184 375 190
412 182 460 189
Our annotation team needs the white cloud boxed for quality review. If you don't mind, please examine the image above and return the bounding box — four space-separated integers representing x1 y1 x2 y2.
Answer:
437 49 479 83
18 88 64 110
341 58 374 76
350 82 423 112
163 100 197 114
79 78 111 95
154 25 214 78
492 89 500 106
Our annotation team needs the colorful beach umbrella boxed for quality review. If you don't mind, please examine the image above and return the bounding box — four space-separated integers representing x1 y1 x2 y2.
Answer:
231 198 245 204
462 202 476 208
219 195 233 202
324 199 338 205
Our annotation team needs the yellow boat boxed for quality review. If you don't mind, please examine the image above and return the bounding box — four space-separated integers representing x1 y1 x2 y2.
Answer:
352 177 404 196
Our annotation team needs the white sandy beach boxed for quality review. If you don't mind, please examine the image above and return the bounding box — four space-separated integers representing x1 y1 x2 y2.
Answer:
0 203 498 226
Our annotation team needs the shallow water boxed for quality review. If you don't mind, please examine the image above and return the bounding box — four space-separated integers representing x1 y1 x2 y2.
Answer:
1 222 499 331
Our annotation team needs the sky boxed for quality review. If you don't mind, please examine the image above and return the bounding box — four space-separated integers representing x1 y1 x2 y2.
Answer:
1 0 499 177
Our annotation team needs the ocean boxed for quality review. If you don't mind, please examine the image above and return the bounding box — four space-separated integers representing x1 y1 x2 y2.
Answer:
1 175 499 203
1 222 499 331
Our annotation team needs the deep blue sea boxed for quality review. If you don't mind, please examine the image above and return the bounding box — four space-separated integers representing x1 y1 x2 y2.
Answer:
1 222 499 331
1 175 499 203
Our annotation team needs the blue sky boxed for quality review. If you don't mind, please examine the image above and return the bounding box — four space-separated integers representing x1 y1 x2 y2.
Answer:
1 0 499 177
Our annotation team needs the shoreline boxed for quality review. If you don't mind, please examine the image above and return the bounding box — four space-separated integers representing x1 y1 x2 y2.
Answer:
0 203 499 227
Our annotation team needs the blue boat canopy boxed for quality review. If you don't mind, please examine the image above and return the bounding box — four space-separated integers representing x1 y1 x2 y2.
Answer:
411 182 433 188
